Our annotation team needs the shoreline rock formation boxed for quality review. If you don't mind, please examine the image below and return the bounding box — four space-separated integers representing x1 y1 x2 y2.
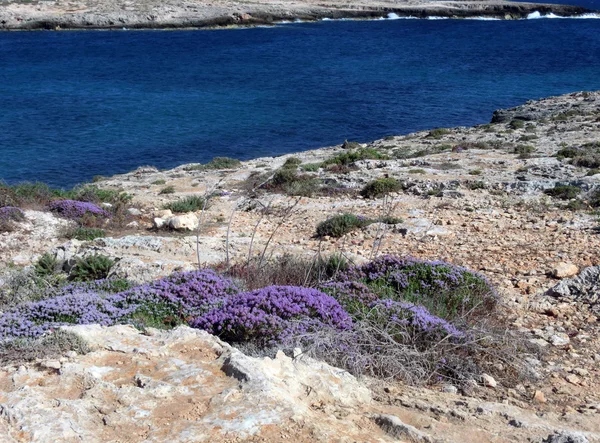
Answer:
0 0 594 31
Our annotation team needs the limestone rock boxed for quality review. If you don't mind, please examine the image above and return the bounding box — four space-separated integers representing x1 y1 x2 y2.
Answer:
481 373 498 388
546 266 600 313
552 262 579 279
373 414 433 442
169 213 199 231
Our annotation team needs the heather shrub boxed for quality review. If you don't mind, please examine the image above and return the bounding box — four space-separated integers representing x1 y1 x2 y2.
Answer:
163 195 208 213
70 254 115 281
360 177 401 198
191 285 351 344
222 253 349 291
0 206 25 232
263 168 320 197
544 184 581 200
0 330 90 366
316 213 371 238
49 200 110 221
508 119 525 130
322 255 497 322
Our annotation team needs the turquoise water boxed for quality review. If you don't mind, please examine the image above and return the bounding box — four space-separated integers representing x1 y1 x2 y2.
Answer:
0 13 599 187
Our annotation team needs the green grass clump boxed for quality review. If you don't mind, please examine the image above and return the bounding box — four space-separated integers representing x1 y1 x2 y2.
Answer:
68 227 106 241
70 254 114 282
586 169 600 176
518 135 538 142
509 119 525 130
469 169 483 176
152 179 166 185
316 214 371 238
300 163 321 172
544 185 581 200
360 178 402 199
159 185 176 195
322 148 388 167
163 195 208 213
514 144 535 158
408 169 426 174
186 157 242 171
426 128 450 139
34 253 60 277
282 157 302 169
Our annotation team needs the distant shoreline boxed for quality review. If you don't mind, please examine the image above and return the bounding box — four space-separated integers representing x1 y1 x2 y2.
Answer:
0 0 595 31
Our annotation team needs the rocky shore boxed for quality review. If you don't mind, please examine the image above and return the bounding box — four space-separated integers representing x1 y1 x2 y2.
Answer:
1 91 599 442
0 0 594 30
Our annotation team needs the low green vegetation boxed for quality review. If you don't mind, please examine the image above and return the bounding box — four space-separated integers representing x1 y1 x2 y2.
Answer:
509 119 525 130
544 184 581 200
152 179 166 185
322 148 388 167
426 128 450 139
185 157 242 171
163 195 208 213
469 169 483 175
360 177 402 199
408 169 426 174
282 157 302 169
315 213 403 238
513 144 535 159
159 185 176 195
67 227 106 241
70 254 115 281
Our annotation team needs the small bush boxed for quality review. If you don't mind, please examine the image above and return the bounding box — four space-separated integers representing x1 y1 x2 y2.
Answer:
322 148 388 167
300 163 321 172
163 195 208 213
509 119 525 130
262 168 320 197
187 157 242 171
316 213 371 238
70 255 115 282
408 169 426 174
159 185 176 195
0 330 90 366
282 157 302 169
68 227 106 241
518 135 538 142
360 178 402 199
467 181 485 190
152 179 166 185
34 253 60 277
544 185 581 200
586 169 600 176
588 190 600 208
0 206 25 232
469 169 483 175
572 154 600 169
426 128 450 139
513 144 535 158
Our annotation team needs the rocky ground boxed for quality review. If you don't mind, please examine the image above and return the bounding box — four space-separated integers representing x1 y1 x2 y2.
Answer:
1 90 599 441
0 0 594 30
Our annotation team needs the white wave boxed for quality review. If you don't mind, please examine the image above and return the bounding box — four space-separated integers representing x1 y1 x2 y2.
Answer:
527 11 600 19
321 17 332 21
427 16 450 20
387 13 401 20
465 16 501 21
294 18 304 23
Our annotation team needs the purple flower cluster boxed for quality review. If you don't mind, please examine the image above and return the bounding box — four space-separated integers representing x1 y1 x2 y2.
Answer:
0 270 237 339
192 285 352 343
369 299 463 339
0 206 25 222
49 199 110 220
326 255 497 321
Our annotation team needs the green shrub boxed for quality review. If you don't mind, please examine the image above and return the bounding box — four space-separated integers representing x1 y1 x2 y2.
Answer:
469 169 483 175
378 216 403 225
586 169 600 176
316 214 371 238
467 181 485 190
159 185 176 195
322 148 388 167
34 253 60 277
163 195 208 213
572 154 600 169
514 144 535 158
360 178 402 199
70 254 114 281
341 140 362 150
282 157 302 169
509 119 525 130
186 157 242 171
300 163 321 172
544 185 581 200
68 227 106 241
152 179 166 185
0 330 90 366
518 135 538 142
426 128 450 139
264 168 321 197
408 169 426 174
588 190 600 208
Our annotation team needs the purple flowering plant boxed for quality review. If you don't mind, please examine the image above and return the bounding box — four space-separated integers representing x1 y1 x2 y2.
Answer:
192 285 352 344
0 206 25 222
49 199 110 221
322 255 497 323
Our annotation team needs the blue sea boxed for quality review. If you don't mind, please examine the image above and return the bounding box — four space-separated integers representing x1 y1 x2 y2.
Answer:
0 2 599 187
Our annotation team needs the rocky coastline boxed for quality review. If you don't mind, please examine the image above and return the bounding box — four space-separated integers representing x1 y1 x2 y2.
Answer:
1 91 599 442
0 0 595 31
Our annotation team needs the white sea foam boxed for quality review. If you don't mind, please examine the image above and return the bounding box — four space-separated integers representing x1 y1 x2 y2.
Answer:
427 16 450 20
526 11 600 19
387 13 401 20
465 16 501 21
